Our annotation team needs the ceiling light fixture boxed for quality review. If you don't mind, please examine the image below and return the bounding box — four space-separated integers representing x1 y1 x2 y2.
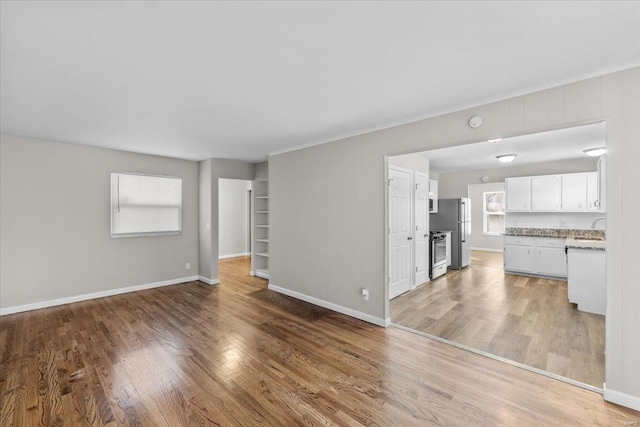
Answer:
496 154 517 163
583 147 606 157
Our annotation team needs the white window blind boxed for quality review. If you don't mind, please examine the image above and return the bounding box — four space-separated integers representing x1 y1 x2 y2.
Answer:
111 173 182 238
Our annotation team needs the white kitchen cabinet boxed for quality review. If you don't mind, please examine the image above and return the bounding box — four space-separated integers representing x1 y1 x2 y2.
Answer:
429 179 439 213
561 173 587 211
536 247 568 277
504 244 534 272
586 172 600 211
505 177 531 212
531 175 560 211
567 248 605 315
504 236 567 279
598 156 606 212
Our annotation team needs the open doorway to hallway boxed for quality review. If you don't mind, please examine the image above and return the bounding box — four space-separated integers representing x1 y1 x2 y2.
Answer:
218 178 253 277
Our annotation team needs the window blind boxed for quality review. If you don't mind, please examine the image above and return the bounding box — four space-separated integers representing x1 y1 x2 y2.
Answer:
111 173 182 237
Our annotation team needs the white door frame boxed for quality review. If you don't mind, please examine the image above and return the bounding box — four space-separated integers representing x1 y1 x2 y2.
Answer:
414 171 428 287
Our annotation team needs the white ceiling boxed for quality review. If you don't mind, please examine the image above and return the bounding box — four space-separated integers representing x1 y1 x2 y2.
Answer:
1 2 639 162
424 122 606 173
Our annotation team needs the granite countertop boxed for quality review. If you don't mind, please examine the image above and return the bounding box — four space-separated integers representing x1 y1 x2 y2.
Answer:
565 236 606 250
504 227 605 250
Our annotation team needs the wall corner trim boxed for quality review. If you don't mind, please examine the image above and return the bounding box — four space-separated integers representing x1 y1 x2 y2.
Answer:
267 283 388 327
198 276 220 285
0 276 199 316
603 384 640 411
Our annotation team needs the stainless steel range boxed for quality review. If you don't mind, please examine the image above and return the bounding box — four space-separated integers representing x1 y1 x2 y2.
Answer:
430 231 448 279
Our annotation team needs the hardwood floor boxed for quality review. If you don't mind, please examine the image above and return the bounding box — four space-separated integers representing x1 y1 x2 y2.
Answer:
2 256 637 426
391 251 606 388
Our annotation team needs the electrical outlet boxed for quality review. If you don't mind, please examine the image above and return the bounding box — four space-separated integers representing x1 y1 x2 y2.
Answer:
186 262 191 270
559 220 566 228
361 288 369 301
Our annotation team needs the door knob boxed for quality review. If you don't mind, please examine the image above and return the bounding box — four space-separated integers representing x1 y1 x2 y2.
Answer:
407 236 413 240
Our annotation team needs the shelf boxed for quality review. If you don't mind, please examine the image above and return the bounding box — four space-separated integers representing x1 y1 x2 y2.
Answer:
256 225 269 228
256 196 269 199
255 268 269 279
256 252 269 258
255 239 270 243
256 211 269 214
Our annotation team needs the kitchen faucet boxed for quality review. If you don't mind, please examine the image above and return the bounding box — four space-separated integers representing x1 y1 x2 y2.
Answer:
591 217 606 229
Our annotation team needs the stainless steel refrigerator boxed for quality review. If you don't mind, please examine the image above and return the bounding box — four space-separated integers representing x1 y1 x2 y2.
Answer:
430 198 471 269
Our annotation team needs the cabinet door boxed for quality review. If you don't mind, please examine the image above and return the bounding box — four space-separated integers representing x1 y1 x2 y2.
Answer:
504 245 534 272
429 179 439 213
535 247 567 277
598 156 606 212
505 177 531 212
586 172 600 211
531 176 560 211
561 173 587 211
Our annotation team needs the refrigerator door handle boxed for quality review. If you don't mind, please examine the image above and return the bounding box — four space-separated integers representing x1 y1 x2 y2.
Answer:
461 223 465 243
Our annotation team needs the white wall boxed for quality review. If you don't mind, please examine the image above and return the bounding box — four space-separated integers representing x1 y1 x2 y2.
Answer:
0 135 199 311
218 179 251 258
468 183 505 251
505 212 606 230
270 67 640 407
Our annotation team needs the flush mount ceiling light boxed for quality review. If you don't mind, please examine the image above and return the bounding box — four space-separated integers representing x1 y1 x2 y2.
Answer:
496 154 517 163
583 147 607 157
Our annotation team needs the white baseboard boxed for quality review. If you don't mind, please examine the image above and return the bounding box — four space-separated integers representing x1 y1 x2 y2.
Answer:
471 247 504 253
198 276 220 286
0 276 199 316
250 270 255 276
604 384 640 411
268 283 389 327
218 252 251 260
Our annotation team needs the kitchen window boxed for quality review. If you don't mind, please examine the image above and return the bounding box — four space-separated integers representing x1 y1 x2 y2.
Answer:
483 191 505 236
111 173 182 238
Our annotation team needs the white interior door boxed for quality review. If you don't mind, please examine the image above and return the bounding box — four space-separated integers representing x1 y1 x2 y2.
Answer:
415 172 428 286
389 167 412 300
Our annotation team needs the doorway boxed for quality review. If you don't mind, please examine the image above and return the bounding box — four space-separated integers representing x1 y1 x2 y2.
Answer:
218 178 253 272
387 122 607 391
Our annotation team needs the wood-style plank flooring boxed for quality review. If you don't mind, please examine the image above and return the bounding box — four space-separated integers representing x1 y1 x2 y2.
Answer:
2 256 637 426
391 251 605 388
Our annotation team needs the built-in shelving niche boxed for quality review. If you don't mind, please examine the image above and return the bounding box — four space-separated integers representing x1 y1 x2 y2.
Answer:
252 180 269 279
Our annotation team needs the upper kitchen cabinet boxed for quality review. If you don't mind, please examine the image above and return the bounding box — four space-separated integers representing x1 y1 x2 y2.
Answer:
531 175 560 211
505 177 531 211
561 173 587 211
429 179 439 214
597 156 606 212
586 172 600 211
507 170 605 213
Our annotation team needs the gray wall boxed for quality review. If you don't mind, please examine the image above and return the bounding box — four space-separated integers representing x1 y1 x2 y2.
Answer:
0 135 199 308
254 161 269 181
198 159 255 281
218 179 251 258
468 183 505 251
270 67 640 402
438 158 597 198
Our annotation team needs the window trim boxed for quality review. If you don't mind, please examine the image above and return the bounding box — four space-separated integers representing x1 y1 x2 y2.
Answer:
483 190 505 237
110 172 183 239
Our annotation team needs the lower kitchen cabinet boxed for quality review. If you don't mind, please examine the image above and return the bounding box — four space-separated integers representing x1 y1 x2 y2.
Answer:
504 236 567 279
